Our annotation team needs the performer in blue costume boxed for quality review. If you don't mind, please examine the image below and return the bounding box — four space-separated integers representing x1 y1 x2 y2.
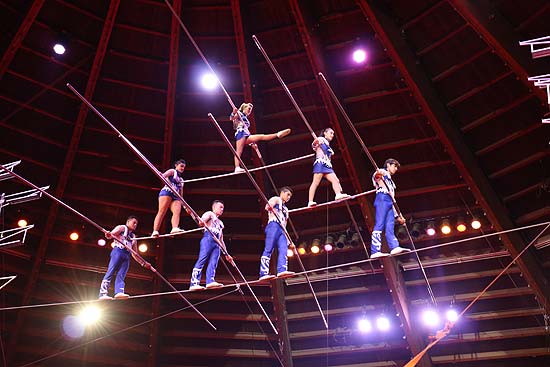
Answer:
370 158 409 258
99 216 139 300
307 127 349 207
259 187 295 280
189 200 231 290
230 102 291 173
152 159 186 237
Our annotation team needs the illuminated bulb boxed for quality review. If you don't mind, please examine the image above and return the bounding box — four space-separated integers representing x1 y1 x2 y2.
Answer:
53 43 66 55
69 232 79 241
78 306 101 326
287 248 294 257
422 309 440 327
446 309 459 322
310 239 321 254
357 318 372 333
440 220 451 235
426 221 436 236
97 238 106 247
352 49 367 63
201 73 219 90
17 219 28 227
138 243 148 253
376 316 390 331
297 246 307 255
456 217 467 232
471 218 481 230
324 243 333 252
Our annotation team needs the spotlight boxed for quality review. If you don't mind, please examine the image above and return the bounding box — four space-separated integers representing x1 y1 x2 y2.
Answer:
350 232 361 247
352 49 367 63
324 236 334 252
376 315 390 331
336 234 346 249
17 219 28 227
287 248 294 257
446 309 459 323
324 243 333 252
310 239 321 254
426 221 436 236
138 243 148 253
53 43 66 55
78 306 101 326
422 309 440 327
201 73 219 90
357 318 372 333
440 219 451 235
69 232 79 241
410 223 422 238
396 226 408 240
97 238 106 247
456 217 467 232
471 217 481 230
297 241 307 255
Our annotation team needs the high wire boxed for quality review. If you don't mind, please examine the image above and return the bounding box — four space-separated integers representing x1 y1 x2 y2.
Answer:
317 72 437 306
208 113 329 329
66 84 278 335
1 221 547 312
0 163 216 331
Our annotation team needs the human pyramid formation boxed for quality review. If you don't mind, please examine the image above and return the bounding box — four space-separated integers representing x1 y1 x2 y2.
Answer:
98 102 410 300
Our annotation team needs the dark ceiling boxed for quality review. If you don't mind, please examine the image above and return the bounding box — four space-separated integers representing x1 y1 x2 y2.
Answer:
1 0 549 366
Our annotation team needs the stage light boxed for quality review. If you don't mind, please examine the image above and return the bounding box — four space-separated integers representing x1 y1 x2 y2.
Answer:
78 306 101 326
201 73 219 90
440 219 451 235
69 232 79 241
357 318 372 333
352 49 367 63
53 43 66 55
310 239 321 254
471 217 481 230
324 236 334 252
426 221 436 236
97 238 106 247
376 315 390 331
138 243 148 253
350 232 361 247
410 223 422 238
336 234 346 249
422 309 440 327
297 241 307 255
456 217 467 232
446 309 459 323
287 248 294 257
17 219 28 227
396 226 408 240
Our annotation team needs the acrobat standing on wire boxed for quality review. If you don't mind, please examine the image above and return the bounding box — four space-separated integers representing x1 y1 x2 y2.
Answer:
259 186 295 280
307 127 349 207
370 158 410 258
230 102 291 173
151 159 186 237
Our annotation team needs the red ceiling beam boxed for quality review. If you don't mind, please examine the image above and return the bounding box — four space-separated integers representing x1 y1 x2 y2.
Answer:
7 1 121 360
0 0 45 80
356 0 550 315
448 0 548 104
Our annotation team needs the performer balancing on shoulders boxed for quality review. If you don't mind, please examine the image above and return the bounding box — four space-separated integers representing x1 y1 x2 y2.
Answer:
370 158 410 259
259 186 295 281
308 127 349 207
230 102 291 173
99 215 139 300
152 159 186 237
189 200 232 291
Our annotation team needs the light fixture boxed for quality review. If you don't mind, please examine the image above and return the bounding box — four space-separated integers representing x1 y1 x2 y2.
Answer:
352 49 367 64
426 221 436 236
53 43 66 55
138 243 148 253
69 232 79 241
446 308 459 323
376 315 390 331
310 239 321 254
78 306 101 326
297 241 307 255
324 236 334 252
350 232 361 247
440 219 451 235
357 318 372 333
396 226 408 240
422 309 440 327
201 73 219 90
456 217 467 232
17 219 28 227
471 217 481 230
97 238 106 247
287 248 294 257
410 223 422 239
336 234 346 249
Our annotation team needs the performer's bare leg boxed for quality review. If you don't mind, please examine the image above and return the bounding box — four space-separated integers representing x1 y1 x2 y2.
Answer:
153 196 172 234
234 129 291 170
308 173 324 205
325 173 343 196
170 200 182 231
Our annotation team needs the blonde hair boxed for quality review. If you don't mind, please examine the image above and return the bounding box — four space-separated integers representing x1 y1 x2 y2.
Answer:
238 103 253 113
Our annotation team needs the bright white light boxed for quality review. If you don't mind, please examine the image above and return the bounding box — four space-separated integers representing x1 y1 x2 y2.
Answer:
17 219 28 227
287 248 294 257
53 43 66 55
97 238 106 247
376 316 390 331
352 49 367 63
324 243 333 252
446 309 459 323
201 73 219 90
62 315 84 339
78 306 101 326
471 219 481 229
422 309 440 327
138 243 148 253
357 318 372 333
